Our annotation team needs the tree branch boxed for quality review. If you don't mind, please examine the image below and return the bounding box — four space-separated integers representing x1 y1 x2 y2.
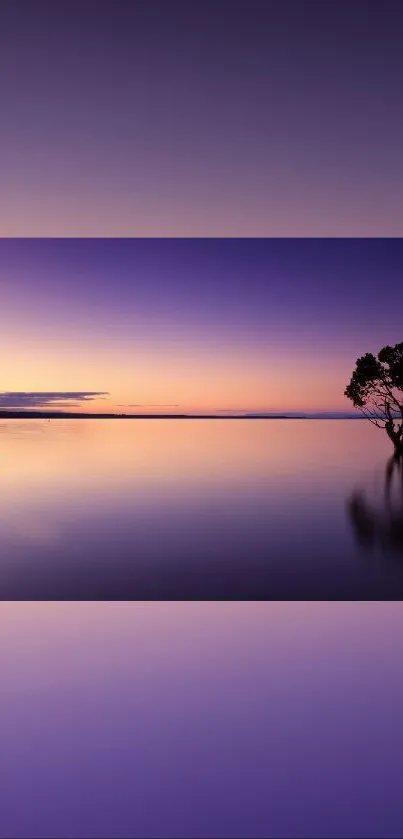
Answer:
371 384 401 411
365 396 387 422
359 406 384 428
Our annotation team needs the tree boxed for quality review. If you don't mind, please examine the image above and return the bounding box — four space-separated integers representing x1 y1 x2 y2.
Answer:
344 342 403 457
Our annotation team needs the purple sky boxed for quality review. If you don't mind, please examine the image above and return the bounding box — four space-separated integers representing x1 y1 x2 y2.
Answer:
0 238 402 413
1 0 402 236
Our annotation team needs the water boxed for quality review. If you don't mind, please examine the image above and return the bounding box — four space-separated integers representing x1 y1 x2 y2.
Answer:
0 418 402 599
1 602 403 837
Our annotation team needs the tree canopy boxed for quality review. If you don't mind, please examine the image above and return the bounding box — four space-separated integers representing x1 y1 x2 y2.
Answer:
344 342 403 454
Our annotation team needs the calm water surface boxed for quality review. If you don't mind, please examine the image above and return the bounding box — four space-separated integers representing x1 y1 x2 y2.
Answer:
0 419 402 598
1 602 403 837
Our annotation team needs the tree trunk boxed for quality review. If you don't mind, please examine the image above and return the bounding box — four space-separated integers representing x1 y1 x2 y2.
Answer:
393 441 403 459
385 422 403 458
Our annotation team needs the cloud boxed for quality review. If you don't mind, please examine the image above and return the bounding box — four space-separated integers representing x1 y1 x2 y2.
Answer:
0 392 109 409
116 404 179 408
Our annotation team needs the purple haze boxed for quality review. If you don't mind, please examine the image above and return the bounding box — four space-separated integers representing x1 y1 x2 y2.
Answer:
1 0 402 235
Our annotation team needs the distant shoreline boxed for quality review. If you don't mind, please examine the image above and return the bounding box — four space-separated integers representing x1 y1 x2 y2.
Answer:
0 410 379 420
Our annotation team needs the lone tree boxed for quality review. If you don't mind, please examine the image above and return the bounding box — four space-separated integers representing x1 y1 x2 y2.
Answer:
345 342 403 458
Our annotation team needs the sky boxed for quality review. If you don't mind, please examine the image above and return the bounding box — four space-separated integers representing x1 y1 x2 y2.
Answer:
0 238 402 415
1 0 402 237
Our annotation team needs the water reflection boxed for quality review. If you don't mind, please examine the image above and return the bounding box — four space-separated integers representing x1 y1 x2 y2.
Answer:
348 456 403 561
1 419 403 599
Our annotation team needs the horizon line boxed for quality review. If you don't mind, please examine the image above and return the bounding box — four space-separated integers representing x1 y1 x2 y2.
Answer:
0 408 386 420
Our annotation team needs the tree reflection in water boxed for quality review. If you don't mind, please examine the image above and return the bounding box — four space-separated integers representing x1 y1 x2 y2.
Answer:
348 456 403 560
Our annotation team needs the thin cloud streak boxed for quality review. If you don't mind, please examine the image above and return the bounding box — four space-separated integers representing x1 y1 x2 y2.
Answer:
0 392 109 409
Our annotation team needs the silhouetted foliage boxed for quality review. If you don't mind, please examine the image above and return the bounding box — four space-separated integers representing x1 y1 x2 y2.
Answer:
345 343 403 455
